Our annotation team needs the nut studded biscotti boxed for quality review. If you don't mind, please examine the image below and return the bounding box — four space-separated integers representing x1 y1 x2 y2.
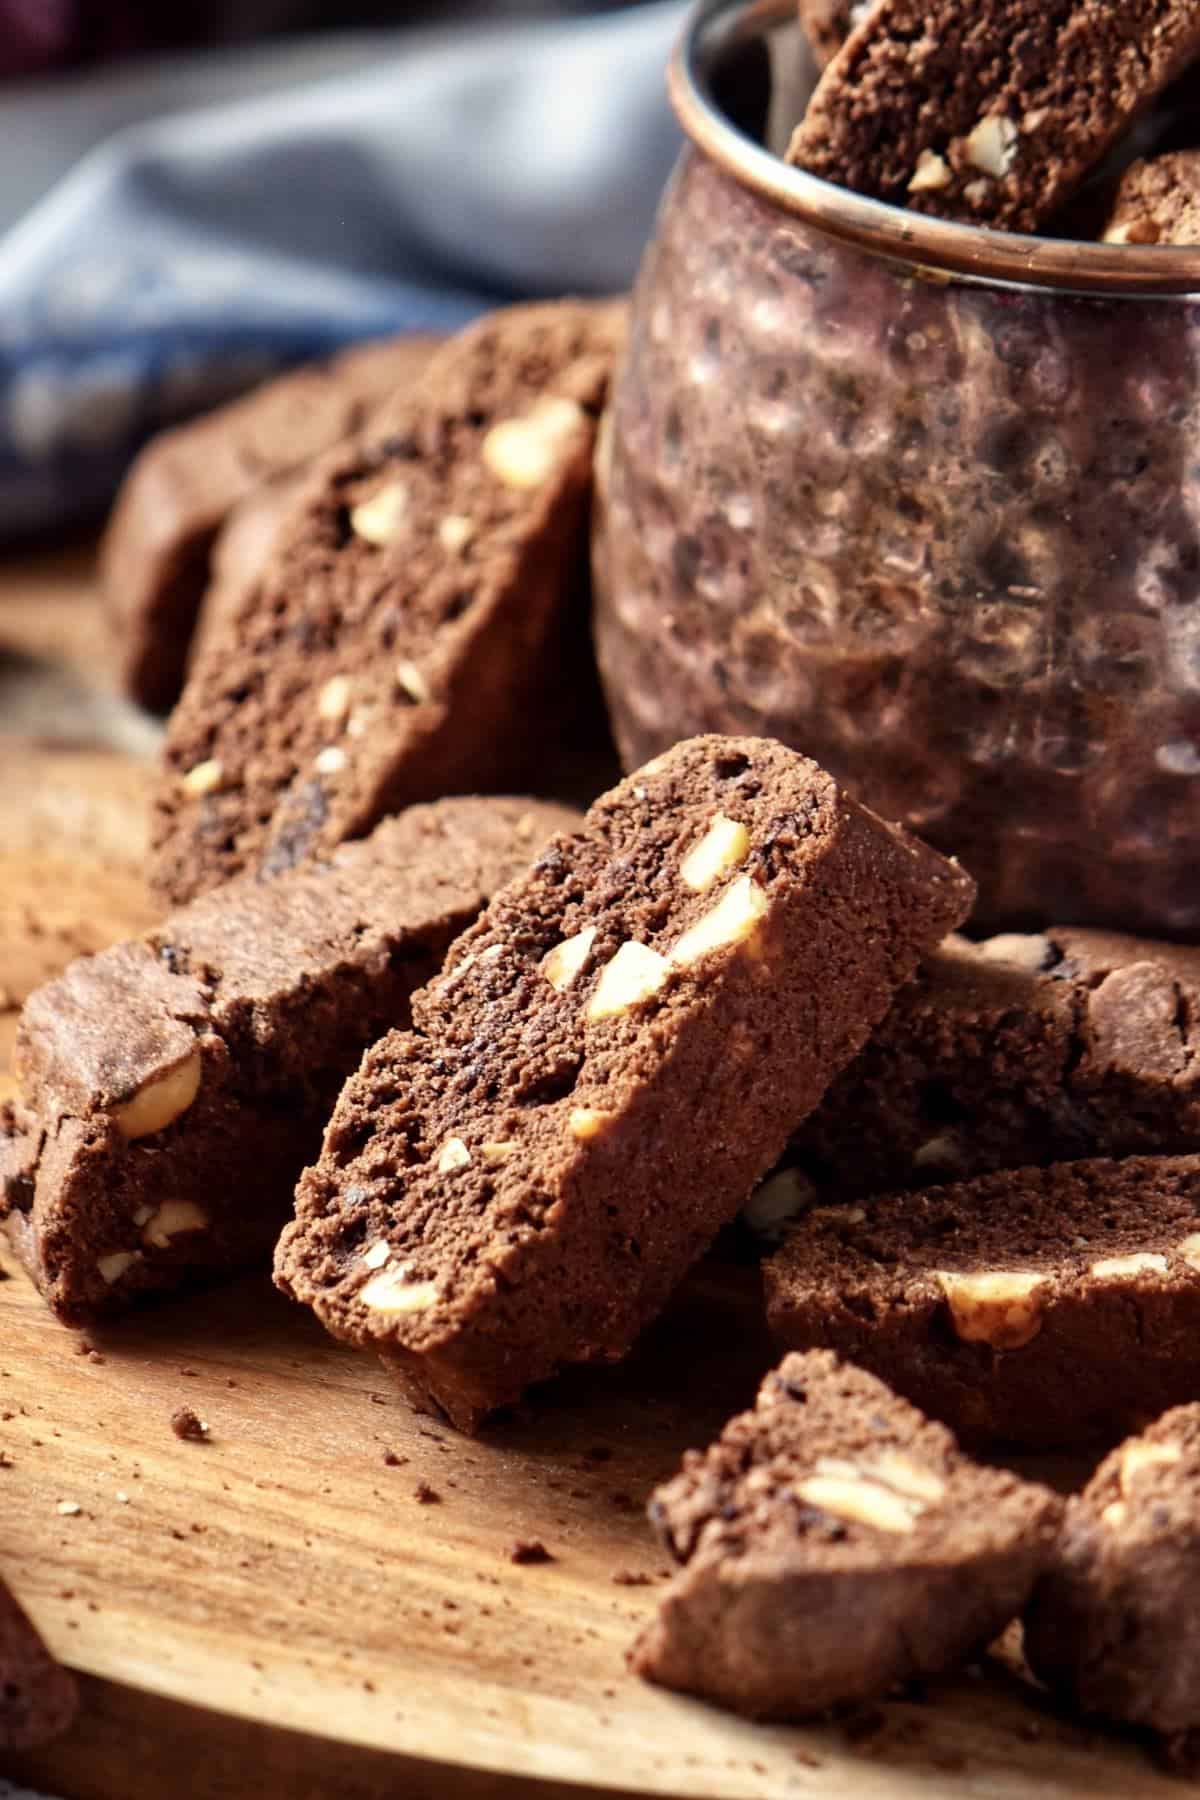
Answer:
103 334 438 711
0 1578 78 1750
754 928 1200 1228
765 1155 1200 1449
789 0 1200 232
0 797 575 1323
631 1351 1061 1719
275 735 974 1431
153 300 625 907
1101 149 1200 244
1025 1404 1200 1739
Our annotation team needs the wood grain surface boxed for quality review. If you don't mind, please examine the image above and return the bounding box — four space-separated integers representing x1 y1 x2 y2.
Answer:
0 548 1180 1798
0 1254 1180 1800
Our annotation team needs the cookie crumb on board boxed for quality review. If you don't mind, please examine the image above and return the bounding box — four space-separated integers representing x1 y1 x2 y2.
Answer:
413 1481 441 1505
509 1539 555 1565
170 1405 209 1442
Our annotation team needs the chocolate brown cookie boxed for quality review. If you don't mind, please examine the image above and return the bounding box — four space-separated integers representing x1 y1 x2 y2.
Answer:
0 1579 78 1750
1 796 575 1322
153 300 625 907
789 0 1200 232
103 334 438 711
765 1154 1200 1449
275 734 973 1431
747 927 1200 1235
1101 149 1200 243
1025 1403 1200 1737
632 1350 1061 1719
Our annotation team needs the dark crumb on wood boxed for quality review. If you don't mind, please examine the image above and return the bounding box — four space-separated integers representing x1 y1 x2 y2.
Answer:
509 1539 555 1565
75 1339 94 1356
794 1749 822 1768
611 1569 653 1586
178 1367 199 1377
369 1392 389 1406
382 1449 407 1467
170 1405 209 1442
413 1482 441 1504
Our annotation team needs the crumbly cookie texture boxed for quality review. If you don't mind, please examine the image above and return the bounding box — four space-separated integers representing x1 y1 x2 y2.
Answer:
789 0 1200 232
0 1579 78 1751
631 1350 1061 1719
753 927 1200 1222
0 797 576 1323
1101 149 1200 244
765 1153 1200 1449
152 299 625 907
102 335 438 711
1026 1403 1200 1737
275 734 973 1432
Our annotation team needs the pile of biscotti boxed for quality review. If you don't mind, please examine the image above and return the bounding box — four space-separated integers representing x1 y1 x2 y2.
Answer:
6 293 1200 1764
793 0 1200 245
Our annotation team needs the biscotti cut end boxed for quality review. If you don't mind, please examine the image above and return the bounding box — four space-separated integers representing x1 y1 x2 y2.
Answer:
763 924 1200 1217
152 299 626 906
788 0 1200 233
765 1153 1200 1450
1026 1403 1200 1736
630 1349 1061 1719
3 796 578 1324
276 734 973 1430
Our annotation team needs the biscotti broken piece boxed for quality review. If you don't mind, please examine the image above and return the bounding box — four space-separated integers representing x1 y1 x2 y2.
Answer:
153 300 625 906
789 0 1200 233
1025 1403 1200 1737
1101 149 1200 244
0 1579 78 1750
275 735 973 1431
103 334 439 711
631 1350 1061 1719
764 927 1200 1215
0 797 575 1323
765 1155 1200 1449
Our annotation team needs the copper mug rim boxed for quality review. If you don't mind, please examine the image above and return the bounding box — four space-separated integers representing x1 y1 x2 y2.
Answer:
669 0 1200 297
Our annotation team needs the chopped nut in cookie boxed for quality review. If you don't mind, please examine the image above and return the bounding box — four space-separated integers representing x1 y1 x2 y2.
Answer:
114 1049 203 1141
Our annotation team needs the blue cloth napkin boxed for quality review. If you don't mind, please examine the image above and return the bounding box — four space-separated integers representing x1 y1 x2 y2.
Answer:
0 2 685 537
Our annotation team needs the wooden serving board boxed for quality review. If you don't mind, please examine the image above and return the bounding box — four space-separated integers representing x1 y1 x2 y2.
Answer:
0 549 1179 1799
0 1254 1180 1800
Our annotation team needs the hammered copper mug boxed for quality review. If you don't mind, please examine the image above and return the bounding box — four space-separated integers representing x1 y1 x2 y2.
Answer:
594 0 1200 933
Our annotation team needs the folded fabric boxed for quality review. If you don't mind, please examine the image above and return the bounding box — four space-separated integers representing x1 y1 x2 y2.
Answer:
0 2 684 537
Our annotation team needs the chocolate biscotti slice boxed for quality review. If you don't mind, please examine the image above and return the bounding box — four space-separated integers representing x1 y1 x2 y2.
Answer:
1025 1403 1200 1738
275 735 973 1430
788 0 1200 233
153 300 625 907
0 797 575 1323
757 927 1200 1224
0 1580 78 1750
1101 149 1200 243
103 334 438 712
765 1155 1200 1449
631 1350 1061 1719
